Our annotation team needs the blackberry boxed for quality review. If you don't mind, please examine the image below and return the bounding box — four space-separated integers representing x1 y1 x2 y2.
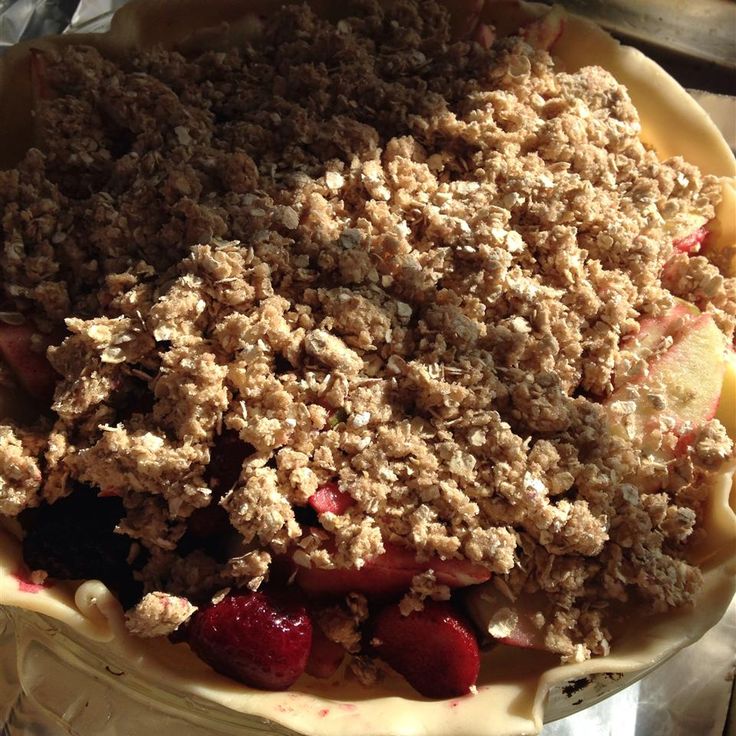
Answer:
205 430 253 497
20 486 142 607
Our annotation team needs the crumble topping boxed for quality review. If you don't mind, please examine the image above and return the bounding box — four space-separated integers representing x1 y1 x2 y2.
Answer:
0 0 734 658
125 591 198 637
399 570 451 615
0 425 43 516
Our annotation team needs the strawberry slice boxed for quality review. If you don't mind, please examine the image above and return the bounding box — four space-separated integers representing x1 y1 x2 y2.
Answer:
673 225 709 254
305 624 345 679
520 6 565 51
295 542 491 598
186 589 312 690
308 482 355 515
372 601 480 698
0 324 58 405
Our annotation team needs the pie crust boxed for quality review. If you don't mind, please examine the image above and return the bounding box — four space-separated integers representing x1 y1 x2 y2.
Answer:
0 2 734 735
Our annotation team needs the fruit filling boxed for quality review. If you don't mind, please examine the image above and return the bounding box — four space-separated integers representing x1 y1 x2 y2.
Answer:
1 0 735 699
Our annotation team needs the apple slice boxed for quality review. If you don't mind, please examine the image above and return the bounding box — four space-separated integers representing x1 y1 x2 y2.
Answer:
673 226 709 255
520 6 565 51
623 301 698 365
473 22 496 49
0 324 58 405
664 211 710 255
715 348 736 439
468 584 550 651
295 542 491 598
609 312 727 453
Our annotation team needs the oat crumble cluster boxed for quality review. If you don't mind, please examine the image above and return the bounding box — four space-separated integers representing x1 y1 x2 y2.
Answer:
1 0 735 665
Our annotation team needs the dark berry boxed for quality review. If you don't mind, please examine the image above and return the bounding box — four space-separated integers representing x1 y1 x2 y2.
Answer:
20 486 141 605
186 589 312 690
205 430 253 497
177 504 232 560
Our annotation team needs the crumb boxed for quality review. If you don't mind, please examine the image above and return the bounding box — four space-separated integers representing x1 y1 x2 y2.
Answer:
124 591 197 637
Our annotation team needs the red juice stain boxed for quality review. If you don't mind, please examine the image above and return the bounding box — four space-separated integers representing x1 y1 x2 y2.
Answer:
13 566 52 594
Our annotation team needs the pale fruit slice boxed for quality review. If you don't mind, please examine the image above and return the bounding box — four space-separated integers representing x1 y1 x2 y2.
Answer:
473 22 496 49
673 225 709 255
471 585 550 651
520 6 565 51
665 212 710 254
609 312 727 451
623 301 698 369
648 314 725 426
716 349 736 439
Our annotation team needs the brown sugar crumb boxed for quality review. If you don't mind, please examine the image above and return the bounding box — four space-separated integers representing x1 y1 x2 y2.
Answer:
0 0 734 662
692 421 734 469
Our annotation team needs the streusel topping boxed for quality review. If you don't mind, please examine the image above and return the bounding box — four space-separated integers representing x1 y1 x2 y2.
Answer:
1 0 734 661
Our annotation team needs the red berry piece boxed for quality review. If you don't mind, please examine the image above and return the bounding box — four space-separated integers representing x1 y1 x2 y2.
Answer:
30 49 52 102
372 601 480 699
673 225 709 254
308 482 355 515
0 323 59 406
20 486 141 608
186 590 312 691
305 624 345 679
295 542 491 598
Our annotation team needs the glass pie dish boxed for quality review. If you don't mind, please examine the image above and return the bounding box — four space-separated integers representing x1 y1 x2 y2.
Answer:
0 1 735 735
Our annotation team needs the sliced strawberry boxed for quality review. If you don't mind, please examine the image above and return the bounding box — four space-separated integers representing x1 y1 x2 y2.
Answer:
0 324 58 405
673 225 709 254
305 624 345 679
186 589 312 690
309 482 355 515
372 601 480 698
295 542 491 598
520 6 565 51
